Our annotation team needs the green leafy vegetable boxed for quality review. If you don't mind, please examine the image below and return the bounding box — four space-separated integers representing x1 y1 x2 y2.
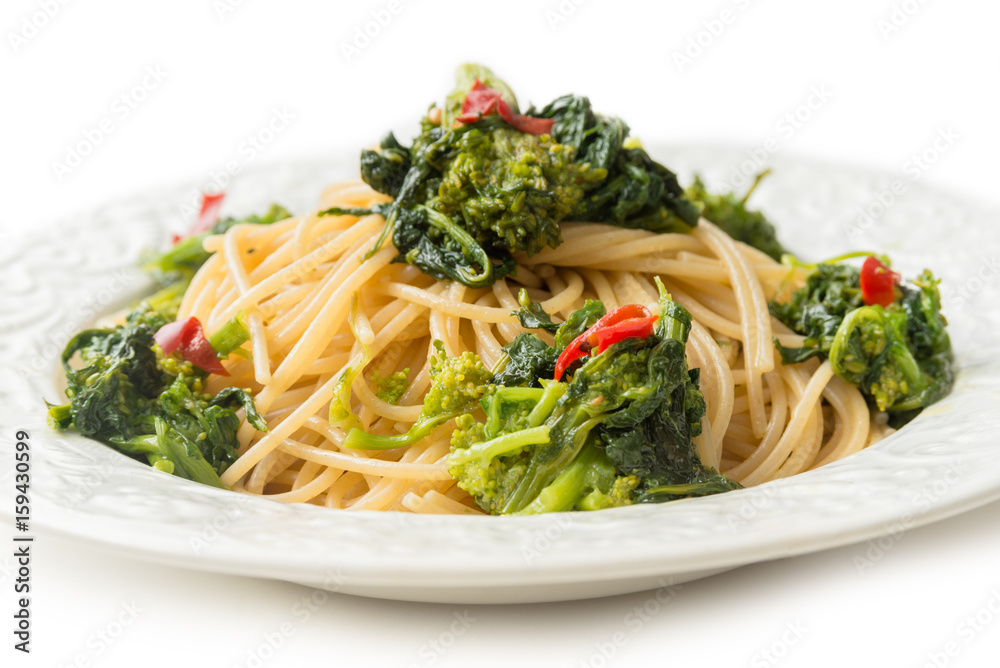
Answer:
338 285 737 515
342 64 701 288
534 95 699 231
359 133 411 198
48 304 267 487
433 124 601 255
447 284 737 514
771 261 954 421
490 334 559 388
322 198 517 289
553 299 606 349
770 262 864 364
512 289 559 334
492 291 606 388
685 170 785 261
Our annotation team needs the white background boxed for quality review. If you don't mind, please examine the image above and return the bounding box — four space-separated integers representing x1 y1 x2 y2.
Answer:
3 0 1000 666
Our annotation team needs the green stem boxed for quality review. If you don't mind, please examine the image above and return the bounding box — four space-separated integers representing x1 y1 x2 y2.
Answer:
780 250 887 271
109 434 176 476
642 482 719 497
209 312 250 357
154 417 226 488
364 206 398 261
418 205 494 287
486 387 546 436
343 414 452 451
526 381 567 427
448 426 551 467
740 168 772 207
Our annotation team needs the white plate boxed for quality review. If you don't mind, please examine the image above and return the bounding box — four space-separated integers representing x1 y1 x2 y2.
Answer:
2 146 999 604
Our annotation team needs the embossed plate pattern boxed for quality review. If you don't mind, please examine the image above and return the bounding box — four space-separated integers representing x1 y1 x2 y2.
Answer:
1 146 998 603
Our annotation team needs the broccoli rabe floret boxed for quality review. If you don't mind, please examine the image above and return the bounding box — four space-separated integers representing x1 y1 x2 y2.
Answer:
447 284 738 515
449 412 540 515
829 304 951 413
424 348 493 416
340 64 701 289
343 343 493 450
343 292 739 514
771 262 954 421
370 368 410 405
434 127 602 256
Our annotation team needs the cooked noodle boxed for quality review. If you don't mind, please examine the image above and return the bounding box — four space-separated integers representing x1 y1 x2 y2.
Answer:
180 181 879 513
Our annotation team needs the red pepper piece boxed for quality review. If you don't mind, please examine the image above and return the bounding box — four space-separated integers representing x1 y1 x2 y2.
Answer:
456 80 501 122
454 80 555 136
553 335 590 382
154 318 195 356
186 192 226 238
496 98 555 135
181 327 228 376
553 304 657 381
859 256 901 307
154 316 229 376
592 315 659 354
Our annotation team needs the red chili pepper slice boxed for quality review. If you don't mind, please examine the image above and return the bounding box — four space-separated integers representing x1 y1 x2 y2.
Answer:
455 80 501 123
455 80 555 136
185 192 226 238
592 315 659 354
154 316 229 376
497 99 556 135
553 304 658 381
154 318 193 357
859 256 901 307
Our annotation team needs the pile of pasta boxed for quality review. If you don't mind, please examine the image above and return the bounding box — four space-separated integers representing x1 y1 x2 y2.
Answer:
179 181 890 514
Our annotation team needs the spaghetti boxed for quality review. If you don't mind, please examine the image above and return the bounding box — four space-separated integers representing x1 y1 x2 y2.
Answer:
179 181 889 514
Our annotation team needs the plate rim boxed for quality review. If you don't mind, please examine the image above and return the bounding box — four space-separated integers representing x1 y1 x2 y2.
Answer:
4 144 999 601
